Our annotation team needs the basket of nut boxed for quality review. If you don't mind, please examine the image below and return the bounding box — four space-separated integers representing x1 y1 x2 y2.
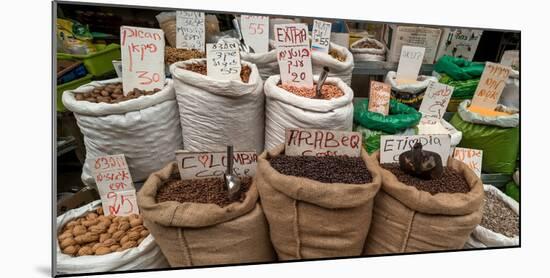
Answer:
61 78 183 186
56 200 168 274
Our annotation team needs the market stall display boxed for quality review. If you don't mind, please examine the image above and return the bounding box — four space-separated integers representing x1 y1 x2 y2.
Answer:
137 162 276 267
264 75 354 151
256 144 382 260
364 152 484 254
350 37 386 62
56 200 168 274
164 47 205 65
62 78 183 185
450 100 519 174
170 59 264 152
312 43 354 86
384 71 438 110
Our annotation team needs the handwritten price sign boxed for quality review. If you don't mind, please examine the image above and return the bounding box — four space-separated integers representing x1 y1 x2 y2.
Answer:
91 154 139 216
274 23 313 88
120 26 165 95
175 151 257 180
176 11 205 51
311 20 331 53
396 45 425 85
285 128 362 157
380 135 451 166
241 15 269 53
368 81 392 115
206 41 241 80
419 82 454 119
471 62 512 110
453 147 483 177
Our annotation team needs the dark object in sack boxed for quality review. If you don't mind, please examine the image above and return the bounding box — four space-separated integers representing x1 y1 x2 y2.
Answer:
391 89 424 110
398 142 443 180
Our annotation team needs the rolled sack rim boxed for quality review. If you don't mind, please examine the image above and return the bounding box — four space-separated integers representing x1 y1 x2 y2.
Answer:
385 71 438 94
312 42 354 72
457 100 519 128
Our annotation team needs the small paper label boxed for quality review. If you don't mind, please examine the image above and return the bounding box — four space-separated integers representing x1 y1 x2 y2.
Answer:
175 151 257 180
453 147 483 177
311 20 331 53
368 81 392 115
206 41 241 80
380 134 451 166
120 26 165 95
419 81 454 119
176 11 205 51
274 23 313 88
241 15 269 53
471 62 512 110
285 128 362 157
91 154 139 216
396 45 425 84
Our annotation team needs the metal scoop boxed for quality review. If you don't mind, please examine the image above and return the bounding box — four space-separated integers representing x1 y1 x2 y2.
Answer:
315 66 330 99
224 145 241 201
232 17 255 53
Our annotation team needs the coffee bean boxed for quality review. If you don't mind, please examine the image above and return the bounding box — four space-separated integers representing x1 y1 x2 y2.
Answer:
381 163 470 195
481 190 519 237
269 155 373 184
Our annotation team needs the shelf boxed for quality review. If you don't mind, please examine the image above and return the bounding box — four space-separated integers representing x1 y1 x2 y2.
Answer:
57 136 77 157
353 60 435 76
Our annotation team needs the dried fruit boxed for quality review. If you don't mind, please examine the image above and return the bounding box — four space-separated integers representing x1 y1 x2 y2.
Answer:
58 232 73 241
140 230 150 238
72 225 87 236
122 240 137 249
129 218 143 227
118 222 130 232
95 246 112 255
112 230 125 241
127 231 141 241
101 238 117 247
120 235 130 245
78 246 94 256
86 212 98 220
60 237 76 249
110 244 121 252
62 245 79 256
99 233 111 243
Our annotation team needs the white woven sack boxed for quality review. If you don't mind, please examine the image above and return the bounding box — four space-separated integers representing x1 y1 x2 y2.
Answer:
263 75 354 151
457 100 519 128
385 71 438 94
55 200 169 274
350 37 386 62
499 69 520 109
240 40 279 80
471 184 520 247
312 42 354 86
62 78 183 186
170 59 265 153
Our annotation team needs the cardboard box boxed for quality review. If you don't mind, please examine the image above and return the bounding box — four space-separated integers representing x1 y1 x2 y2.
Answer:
436 28 483 61
382 24 442 64
57 187 100 216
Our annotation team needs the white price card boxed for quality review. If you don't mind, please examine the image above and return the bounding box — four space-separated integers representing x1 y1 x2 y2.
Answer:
175 150 257 180
396 45 425 85
120 26 165 95
274 23 313 88
419 81 454 119
206 41 241 80
311 19 331 53
453 147 483 177
241 15 269 53
471 62 512 110
368 81 392 115
176 11 205 51
285 128 362 157
91 154 139 216
380 134 451 166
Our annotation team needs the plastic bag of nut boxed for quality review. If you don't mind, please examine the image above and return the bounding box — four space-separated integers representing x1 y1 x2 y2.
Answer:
62 78 183 186
312 42 354 86
56 200 168 274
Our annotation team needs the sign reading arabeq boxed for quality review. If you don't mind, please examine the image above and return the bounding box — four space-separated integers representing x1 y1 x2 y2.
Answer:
368 81 392 115
285 128 362 157
175 150 257 180
380 134 451 166
470 62 512 110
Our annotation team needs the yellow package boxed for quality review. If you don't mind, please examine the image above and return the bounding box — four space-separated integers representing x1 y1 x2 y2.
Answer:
57 18 96 55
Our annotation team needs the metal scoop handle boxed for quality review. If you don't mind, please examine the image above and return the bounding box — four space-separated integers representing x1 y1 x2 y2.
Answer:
315 66 330 99
232 17 255 53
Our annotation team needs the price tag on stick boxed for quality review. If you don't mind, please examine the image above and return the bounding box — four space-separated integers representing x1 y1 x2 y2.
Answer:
91 154 139 216
368 81 391 115
471 62 512 110
419 81 454 119
380 134 451 166
453 147 483 177
285 128 362 157
274 23 313 88
396 46 425 85
241 15 269 53
311 19 331 53
206 41 241 80
176 11 205 51
120 26 165 95
175 150 257 180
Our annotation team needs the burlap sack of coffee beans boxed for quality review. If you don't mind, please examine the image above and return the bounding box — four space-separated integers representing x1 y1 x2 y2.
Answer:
363 152 484 254
137 162 276 267
256 144 382 260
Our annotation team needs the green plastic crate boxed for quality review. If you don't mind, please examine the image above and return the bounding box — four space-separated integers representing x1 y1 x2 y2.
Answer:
57 44 121 77
56 74 93 112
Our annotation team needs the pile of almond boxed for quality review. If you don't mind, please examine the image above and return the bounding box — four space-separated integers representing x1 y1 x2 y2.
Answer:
58 207 150 257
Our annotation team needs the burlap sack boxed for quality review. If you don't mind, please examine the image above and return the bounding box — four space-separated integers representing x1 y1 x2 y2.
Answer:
364 152 484 254
256 144 382 260
137 162 276 267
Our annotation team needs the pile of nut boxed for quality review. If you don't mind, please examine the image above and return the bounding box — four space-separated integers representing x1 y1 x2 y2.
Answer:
74 83 160 103
58 207 150 257
329 48 346 62
278 83 344 99
182 62 252 83
355 40 382 49
165 47 205 65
